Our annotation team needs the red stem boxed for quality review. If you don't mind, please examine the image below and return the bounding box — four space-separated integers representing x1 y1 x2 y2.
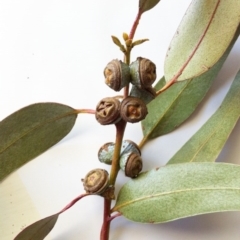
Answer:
100 9 143 239
100 200 122 240
156 78 176 96
129 10 142 40
108 212 122 222
100 120 126 240
100 199 111 240
124 84 129 98
58 193 89 214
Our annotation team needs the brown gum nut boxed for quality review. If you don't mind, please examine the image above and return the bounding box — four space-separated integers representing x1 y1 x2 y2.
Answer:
104 59 130 91
130 57 157 89
120 152 143 178
95 97 121 125
139 57 156 87
120 96 148 123
82 169 109 194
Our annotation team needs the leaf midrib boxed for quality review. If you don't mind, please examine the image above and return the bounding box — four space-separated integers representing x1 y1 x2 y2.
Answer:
169 0 220 82
113 186 240 211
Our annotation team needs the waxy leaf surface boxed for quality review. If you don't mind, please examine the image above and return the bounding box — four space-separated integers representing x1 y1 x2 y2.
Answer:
168 69 240 164
141 28 239 143
113 163 240 223
14 214 59 240
0 103 77 181
164 0 240 82
139 0 160 13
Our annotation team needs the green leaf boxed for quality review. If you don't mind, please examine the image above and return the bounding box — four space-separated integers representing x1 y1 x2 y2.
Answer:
14 213 59 240
113 163 240 223
0 102 77 181
140 27 240 144
164 0 240 82
13 193 88 240
167 69 240 165
139 0 160 13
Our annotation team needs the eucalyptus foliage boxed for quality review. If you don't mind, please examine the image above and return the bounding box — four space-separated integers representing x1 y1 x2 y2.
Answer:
0 0 240 240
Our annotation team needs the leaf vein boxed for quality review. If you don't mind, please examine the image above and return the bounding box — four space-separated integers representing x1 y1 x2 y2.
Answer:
169 0 221 82
114 187 240 211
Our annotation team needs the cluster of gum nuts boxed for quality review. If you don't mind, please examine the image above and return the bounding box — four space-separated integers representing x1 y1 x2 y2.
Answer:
82 57 157 195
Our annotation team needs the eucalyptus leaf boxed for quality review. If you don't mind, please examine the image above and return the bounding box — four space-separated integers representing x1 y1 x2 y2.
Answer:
168 69 240 164
140 28 240 145
139 0 160 13
113 163 240 223
13 193 88 240
164 0 240 82
0 103 77 181
14 213 59 240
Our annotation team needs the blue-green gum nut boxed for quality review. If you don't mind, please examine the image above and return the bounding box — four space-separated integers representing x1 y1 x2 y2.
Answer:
104 59 130 91
129 59 141 87
130 85 156 104
98 140 141 165
119 152 143 178
121 140 141 156
130 57 156 88
98 142 115 165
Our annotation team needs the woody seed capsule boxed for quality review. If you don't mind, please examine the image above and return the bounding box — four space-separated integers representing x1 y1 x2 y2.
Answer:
98 140 141 165
130 57 156 88
95 97 121 125
120 152 143 178
120 96 148 123
82 168 109 194
98 142 115 165
104 59 130 91
121 140 141 156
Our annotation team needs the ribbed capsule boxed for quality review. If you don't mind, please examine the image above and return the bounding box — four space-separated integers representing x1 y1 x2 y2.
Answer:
98 140 141 165
104 59 131 91
120 152 143 178
130 57 156 88
95 97 121 125
120 96 148 123
82 168 109 194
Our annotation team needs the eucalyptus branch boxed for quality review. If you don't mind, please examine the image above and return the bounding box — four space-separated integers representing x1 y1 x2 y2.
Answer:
155 79 176 96
129 10 142 40
75 109 96 114
109 120 127 185
108 213 122 222
58 193 90 214
4 1 240 240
